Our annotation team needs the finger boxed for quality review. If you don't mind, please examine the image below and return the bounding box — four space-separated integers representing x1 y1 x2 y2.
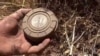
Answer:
14 33 31 54
0 9 32 33
28 38 50 53
5 8 32 20
1 8 32 26
19 42 31 54
19 32 31 54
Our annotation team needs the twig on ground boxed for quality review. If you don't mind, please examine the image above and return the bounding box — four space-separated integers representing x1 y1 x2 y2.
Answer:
65 10 76 24
22 0 25 8
65 22 71 48
91 29 100 56
69 17 78 56
89 29 100 43
91 37 97 56
74 31 85 44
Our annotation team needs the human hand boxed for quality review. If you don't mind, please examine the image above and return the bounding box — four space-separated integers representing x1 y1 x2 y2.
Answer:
0 8 50 55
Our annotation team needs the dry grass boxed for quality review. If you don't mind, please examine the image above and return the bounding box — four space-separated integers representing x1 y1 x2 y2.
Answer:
0 0 100 56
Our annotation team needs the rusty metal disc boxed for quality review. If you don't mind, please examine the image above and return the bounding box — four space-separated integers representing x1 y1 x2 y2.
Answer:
22 8 58 38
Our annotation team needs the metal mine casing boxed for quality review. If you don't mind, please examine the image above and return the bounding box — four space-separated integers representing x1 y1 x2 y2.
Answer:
22 8 58 40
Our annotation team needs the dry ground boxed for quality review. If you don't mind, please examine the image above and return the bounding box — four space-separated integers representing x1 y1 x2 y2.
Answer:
0 0 100 56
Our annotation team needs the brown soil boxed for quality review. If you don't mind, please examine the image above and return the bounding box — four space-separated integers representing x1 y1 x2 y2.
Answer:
0 0 100 56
